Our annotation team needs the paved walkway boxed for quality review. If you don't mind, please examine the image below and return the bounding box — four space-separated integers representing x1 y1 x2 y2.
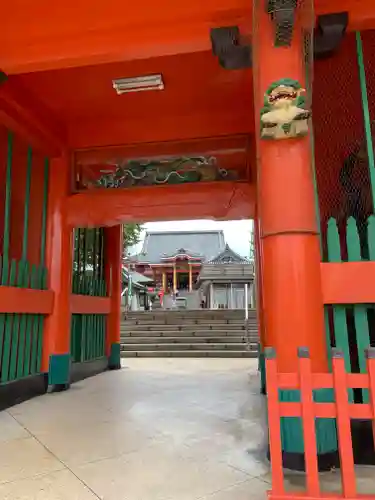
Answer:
0 359 374 499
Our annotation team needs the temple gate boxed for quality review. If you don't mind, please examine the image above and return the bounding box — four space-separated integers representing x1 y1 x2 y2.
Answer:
1 1 375 495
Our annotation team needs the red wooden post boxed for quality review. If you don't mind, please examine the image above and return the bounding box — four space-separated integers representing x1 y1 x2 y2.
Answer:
332 349 356 498
265 347 285 495
104 225 122 369
42 154 73 390
298 347 320 497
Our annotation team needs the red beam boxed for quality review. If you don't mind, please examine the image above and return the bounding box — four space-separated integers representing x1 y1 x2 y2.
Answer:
321 261 375 304
70 294 111 314
0 287 54 314
64 182 255 227
2 1 375 74
0 77 66 155
0 1 251 74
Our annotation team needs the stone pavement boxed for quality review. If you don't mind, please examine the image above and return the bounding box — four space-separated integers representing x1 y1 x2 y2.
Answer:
0 358 374 499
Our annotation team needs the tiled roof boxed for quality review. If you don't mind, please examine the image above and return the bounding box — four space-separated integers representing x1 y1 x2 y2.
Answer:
131 230 226 264
208 243 248 264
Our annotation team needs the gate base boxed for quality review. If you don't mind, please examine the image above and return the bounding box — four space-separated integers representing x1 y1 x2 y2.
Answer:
267 449 339 472
70 357 109 384
0 374 48 411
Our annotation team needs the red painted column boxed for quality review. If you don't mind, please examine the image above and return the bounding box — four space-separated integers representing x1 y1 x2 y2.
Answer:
42 154 72 389
104 224 122 369
254 9 327 375
253 3 337 468
254 215 265 350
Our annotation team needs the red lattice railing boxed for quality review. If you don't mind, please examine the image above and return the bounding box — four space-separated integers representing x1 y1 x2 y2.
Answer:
265 346 375 500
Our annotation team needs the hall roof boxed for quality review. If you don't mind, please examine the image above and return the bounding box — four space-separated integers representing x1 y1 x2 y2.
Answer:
209 243 249 264
132 230 226 264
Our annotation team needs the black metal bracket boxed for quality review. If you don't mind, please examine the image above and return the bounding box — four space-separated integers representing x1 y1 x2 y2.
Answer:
210 26 252 70
265 0 298 48
0 71 8 86
314 12 348 59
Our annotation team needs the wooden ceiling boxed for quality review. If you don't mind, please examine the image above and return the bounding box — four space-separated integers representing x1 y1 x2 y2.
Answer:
15 51 253 150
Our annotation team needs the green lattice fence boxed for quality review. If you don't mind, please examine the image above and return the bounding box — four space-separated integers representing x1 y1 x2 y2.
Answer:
324 216 375 403
71 227 107 363
0 129 49 384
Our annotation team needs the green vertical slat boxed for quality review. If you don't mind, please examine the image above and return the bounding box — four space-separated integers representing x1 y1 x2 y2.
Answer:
103 315 106 355
88 314 93 359
40 158 49 266
77 228 82 288
98 316 102 358
30 312 40 375
1 260 17 383
347 217 371 402
30 265 40 374
23 265 36 376
327 218 353 401
35 263 46 372
81 315 87 361
16 262 29 379
22 147 32 261
83 229 87 287
8 260 25 381
88 314 92 360
324 309 332 371
99 228 105 282
97 315 102 357
356 32 375 212
2 132 13 285
93 228 98 282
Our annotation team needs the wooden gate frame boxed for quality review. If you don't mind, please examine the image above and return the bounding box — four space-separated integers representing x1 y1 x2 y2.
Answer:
265 346 375 500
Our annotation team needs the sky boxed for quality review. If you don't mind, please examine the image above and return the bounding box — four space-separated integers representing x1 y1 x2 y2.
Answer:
131 219 253 258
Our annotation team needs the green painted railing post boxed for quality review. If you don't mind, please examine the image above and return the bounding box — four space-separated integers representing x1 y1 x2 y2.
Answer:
327 218 353 401
347 217 371 402
356 32 375 212
40 158 49 267
22 147 32 261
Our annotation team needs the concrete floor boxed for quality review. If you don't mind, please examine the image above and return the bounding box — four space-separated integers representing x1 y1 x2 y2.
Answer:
0 359 374 499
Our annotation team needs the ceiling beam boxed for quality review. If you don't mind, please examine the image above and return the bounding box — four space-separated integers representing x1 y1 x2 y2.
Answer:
68 110 253 150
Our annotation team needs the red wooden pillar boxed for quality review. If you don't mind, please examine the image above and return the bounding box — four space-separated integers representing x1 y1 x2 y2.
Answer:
42 154 72 389
254 4 327 377
254 215 265 350
253 4 337 468
104 225 122 369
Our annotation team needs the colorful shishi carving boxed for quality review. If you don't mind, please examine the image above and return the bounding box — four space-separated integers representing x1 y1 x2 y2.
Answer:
260 78 311 140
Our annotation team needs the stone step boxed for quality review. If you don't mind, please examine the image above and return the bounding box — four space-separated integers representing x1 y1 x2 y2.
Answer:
122 320 255 327
125 309 256 316
122 336 253 344
121 329 259 337
121 350 258 358
124 313 257 322
122 323 258 329
120 322 257 331
122 342 257 351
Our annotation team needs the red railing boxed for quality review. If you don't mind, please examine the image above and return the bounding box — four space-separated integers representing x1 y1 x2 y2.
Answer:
265 346 375 500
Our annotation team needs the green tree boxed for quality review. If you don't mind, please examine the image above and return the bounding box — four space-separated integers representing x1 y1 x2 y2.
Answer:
123 223 143 251
73 224 143 271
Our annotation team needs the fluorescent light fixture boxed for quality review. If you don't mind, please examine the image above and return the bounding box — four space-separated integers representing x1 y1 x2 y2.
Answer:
112 74 164 94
